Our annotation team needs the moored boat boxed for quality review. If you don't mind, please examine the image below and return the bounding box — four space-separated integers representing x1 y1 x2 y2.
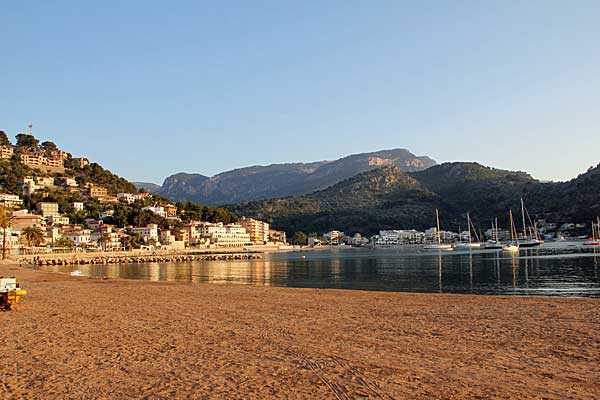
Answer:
424 209 454 251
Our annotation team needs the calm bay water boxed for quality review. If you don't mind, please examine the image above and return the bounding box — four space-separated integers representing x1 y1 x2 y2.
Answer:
43 242 600 297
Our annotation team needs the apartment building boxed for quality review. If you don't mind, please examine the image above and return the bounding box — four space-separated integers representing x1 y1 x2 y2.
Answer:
0 145 13 159
0 193 23 208
239 217 269 244
268 229 287 244
47 215 70 226
89 185 108 198
36 202 60 217
61 225 91 247
130 224 159 243
10 210 45 232
45 157 64 168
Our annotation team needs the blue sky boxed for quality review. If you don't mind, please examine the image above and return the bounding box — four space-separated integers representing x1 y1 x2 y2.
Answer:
1 1 599 183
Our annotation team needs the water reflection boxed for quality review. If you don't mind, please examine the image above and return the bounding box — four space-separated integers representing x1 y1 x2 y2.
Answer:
40 243 600 298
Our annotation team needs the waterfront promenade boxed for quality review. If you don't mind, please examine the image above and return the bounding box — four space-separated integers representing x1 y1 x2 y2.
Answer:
0 261 598 399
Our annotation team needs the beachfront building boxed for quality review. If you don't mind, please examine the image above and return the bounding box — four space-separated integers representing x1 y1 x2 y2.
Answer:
374 230 424 245
308 237 321 246
0 145 14 159
239 217 269 244
268 229 287 244
36 202 60 217
324 230 343 245
188 222 251 247
61 225 92 247
350 233 370 246
90 226 122 250
130 224 159 244
0 193 23 208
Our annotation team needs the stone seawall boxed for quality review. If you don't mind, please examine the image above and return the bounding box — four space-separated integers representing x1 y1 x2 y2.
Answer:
19 253 262 266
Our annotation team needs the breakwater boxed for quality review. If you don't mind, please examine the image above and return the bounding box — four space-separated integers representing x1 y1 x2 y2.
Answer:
19 252 262 266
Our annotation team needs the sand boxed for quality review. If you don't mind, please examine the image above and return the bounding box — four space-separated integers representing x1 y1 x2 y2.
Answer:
0 262 598 399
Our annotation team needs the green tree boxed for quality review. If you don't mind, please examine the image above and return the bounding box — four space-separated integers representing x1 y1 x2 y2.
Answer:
0 207 13 259
15 133 39 148
96 233 110 251
0 131 11 146
40 141 58 153
21 226 45 247
292 231 308 245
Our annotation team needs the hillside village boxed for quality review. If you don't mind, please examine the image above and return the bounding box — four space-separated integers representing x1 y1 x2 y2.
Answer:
0 131 284 255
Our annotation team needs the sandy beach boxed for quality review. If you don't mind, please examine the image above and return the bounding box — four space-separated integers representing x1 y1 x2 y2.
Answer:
0 262 598 399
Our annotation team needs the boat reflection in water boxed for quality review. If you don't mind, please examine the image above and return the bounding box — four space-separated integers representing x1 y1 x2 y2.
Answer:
40 242 600 298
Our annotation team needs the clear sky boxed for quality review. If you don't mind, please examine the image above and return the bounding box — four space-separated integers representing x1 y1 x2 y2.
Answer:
1 1 599 184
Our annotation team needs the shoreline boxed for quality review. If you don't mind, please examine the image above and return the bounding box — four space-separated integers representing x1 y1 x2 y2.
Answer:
1 261 598 399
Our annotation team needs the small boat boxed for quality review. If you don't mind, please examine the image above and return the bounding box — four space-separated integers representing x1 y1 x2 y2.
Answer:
453 212 482 250
503 211 520 252
70 270 84 276
503 243 519 252
583 218 600 246
515 197 544 248
483 240 503 250
424 209 454 251
517 239 543 248
424 243 454 250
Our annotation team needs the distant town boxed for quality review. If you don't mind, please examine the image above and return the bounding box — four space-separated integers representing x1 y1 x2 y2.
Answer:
0 131 286 255
0 131 596 256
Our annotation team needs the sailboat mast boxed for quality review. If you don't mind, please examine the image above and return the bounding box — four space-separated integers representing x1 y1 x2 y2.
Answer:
521 197 527 239
509 209 515 241
467 212 472 244
495 218 499 242
592 221 596 242
436 208 441 244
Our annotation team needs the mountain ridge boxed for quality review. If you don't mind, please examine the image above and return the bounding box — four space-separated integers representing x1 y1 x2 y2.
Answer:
227 161 600 235
140 148 437 204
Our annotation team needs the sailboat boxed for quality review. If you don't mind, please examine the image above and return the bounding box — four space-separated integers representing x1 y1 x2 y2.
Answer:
583 217 600 246
424 209 453 250
454 212 482 250
483 218 503 250
503 209 519 252
516 197 543 248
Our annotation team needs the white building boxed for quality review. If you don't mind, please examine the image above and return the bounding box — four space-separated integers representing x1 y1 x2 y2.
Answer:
118 193 148 204
142 206 168 218
192 222 251 247
131 224 159 243
98 210 114 219
72 202 84 212
61 226 92 247
323 230 343 245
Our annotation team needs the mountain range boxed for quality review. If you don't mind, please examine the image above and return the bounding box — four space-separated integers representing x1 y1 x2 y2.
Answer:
134 149 436 205
227 162 600 235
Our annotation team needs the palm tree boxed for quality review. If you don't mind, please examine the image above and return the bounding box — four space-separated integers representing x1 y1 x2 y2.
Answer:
21 226 45 248
97 233 109 251
0 207 13 259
